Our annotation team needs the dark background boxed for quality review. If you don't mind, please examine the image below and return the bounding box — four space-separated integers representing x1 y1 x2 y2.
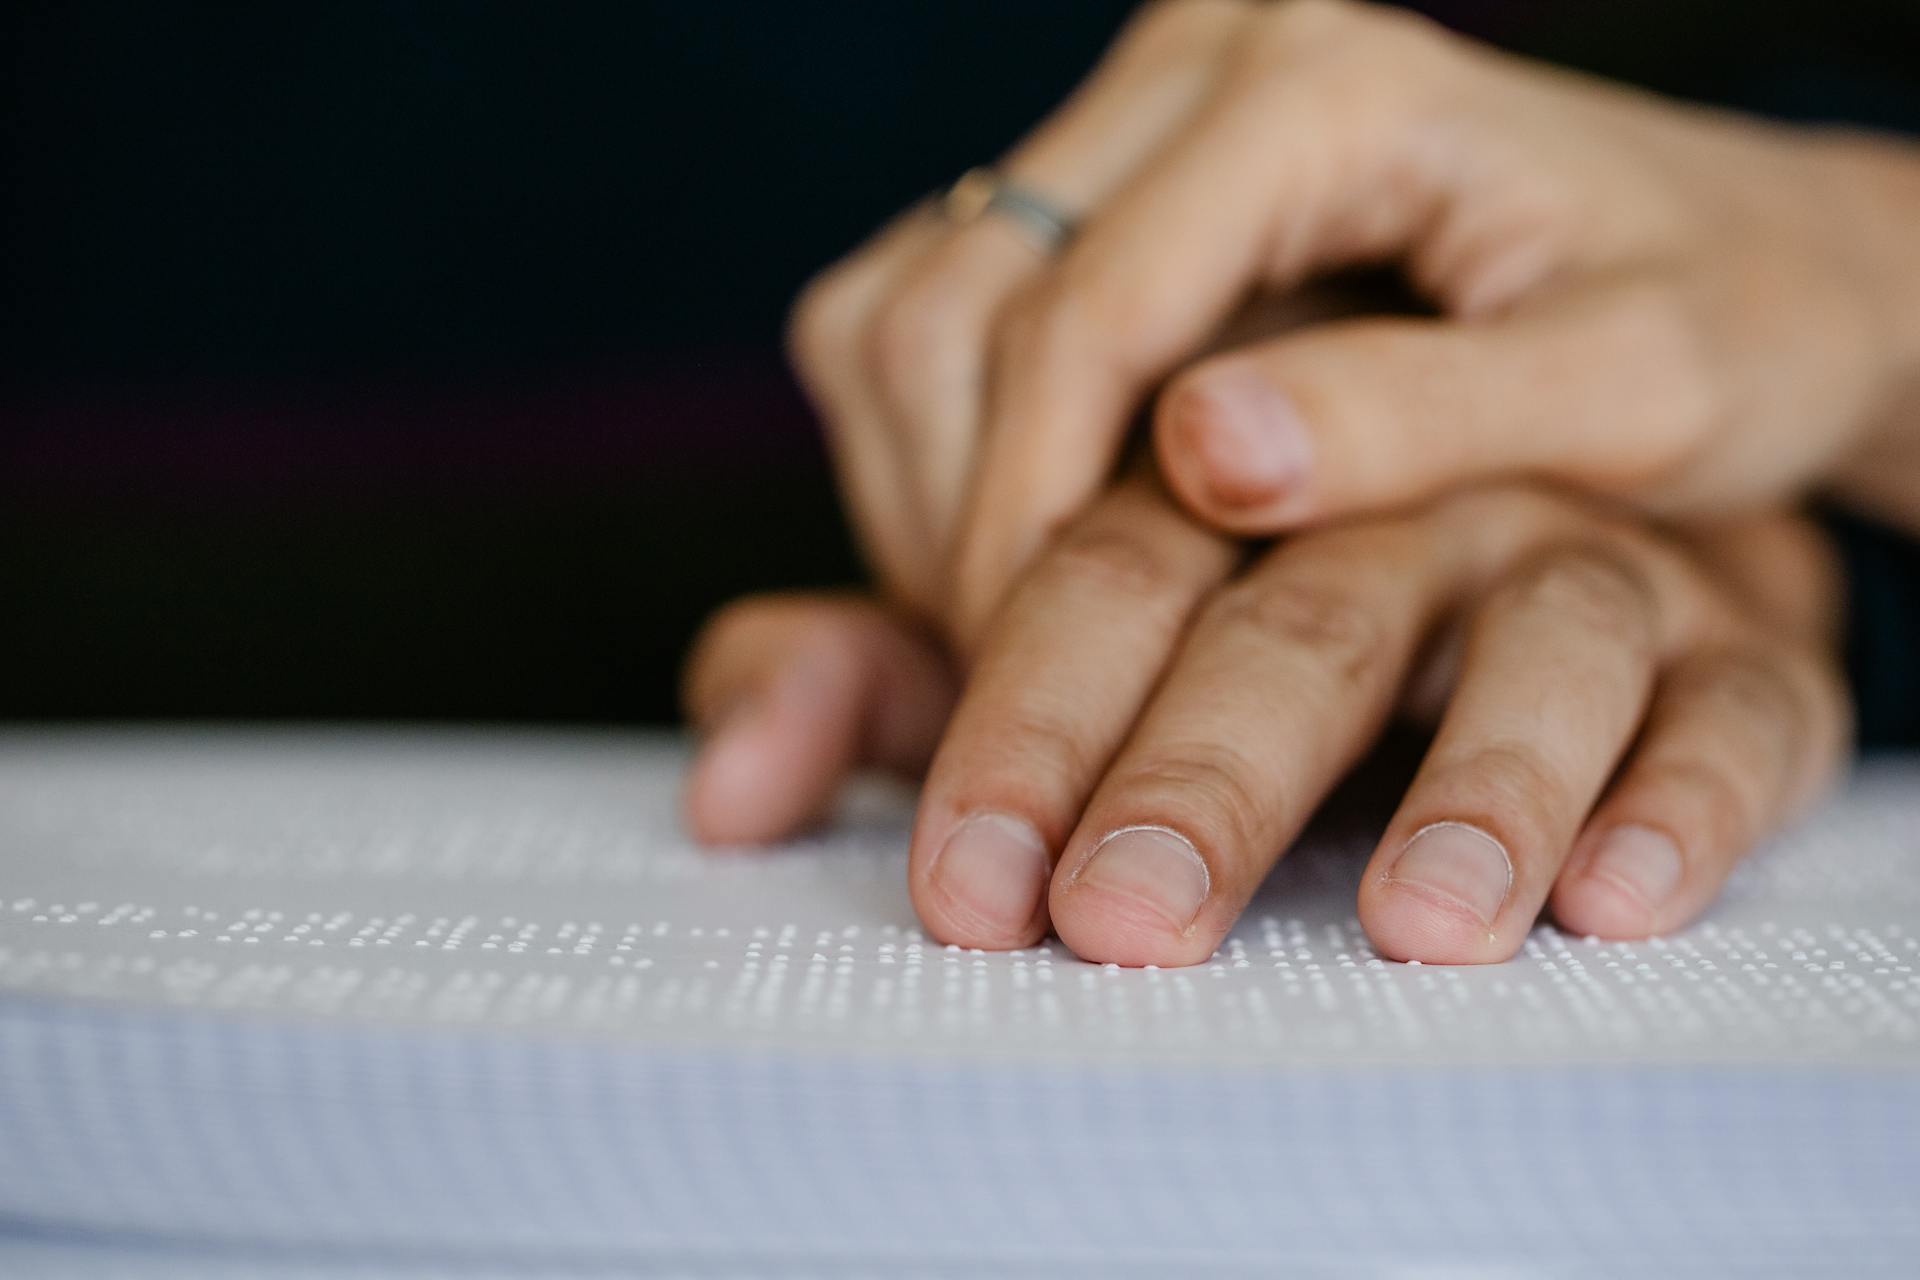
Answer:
4 1 1919 725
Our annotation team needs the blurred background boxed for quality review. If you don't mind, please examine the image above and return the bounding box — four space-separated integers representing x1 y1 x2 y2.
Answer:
5 1 1919 726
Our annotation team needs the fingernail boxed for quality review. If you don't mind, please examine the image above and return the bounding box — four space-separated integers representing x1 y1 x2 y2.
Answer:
1174 369 1313 508
1075 826 1211 932
1583 824 1683 910
1386 822 1512 927
930 813 1051 936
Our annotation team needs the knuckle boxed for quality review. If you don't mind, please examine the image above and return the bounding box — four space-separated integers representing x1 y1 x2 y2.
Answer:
1647 755 1756 855
998 275 1097 372
695 595 777 655
1492 542 1658 654
786 263 866 376
1347 0 1453 52
1685 648 1814 746
1250 0 1449 80
1043 526 1190 607
1120 0 1248 58
693 594 869 674
1110 741 1272 854
960 698 1101 798
682 595 787 712
1600 283 1729 484
1202 576 1386 686
1448 740 1569 848
1261 0 1360 39
1668 644 1850 820
1001 270 1151 391
865 276 972 396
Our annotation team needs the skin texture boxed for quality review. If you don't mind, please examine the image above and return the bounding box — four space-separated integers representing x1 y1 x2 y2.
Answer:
787 0 1920 649
683 480 1849 967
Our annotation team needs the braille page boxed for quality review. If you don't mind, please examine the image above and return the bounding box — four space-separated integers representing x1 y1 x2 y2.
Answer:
0 727 1914 1066
1 729 1916 1275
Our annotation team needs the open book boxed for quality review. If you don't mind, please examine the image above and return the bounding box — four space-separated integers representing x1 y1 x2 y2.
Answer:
1 729 1915 1276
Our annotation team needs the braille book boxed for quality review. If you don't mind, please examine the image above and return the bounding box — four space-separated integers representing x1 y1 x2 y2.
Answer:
1 730 1915 1277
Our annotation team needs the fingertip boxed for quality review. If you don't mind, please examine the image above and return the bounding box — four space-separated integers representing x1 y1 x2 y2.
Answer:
1358 821 1520 964
1548 825 1685 940
1359 876 1516 964
1154 367 1315 531
682 711 813 846
1050 887 1213 967
1548 874 1661 942
915 899 1050 953
910 811 1053 951
1049 827 1219 967
683 652 859 846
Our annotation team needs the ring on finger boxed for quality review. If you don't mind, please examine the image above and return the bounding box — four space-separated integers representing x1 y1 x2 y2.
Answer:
940 167 1079 254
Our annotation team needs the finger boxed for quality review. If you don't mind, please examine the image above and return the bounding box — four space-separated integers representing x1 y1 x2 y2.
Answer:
1550 643 1849 939
1154 290 1718 533
1356 541 1683 963
1047 513 1454 966
868 0 1252 552
947 1 1489 641
1679 512 1847 650
682 595 955 846
788 214 952 612
1007 0 1253 211
907 469 1238 949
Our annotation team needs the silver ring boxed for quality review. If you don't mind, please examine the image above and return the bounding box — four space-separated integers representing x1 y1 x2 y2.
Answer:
941 167 1077 253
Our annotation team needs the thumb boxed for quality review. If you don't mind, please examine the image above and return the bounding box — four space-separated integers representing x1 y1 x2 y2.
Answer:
1153 288 1715 533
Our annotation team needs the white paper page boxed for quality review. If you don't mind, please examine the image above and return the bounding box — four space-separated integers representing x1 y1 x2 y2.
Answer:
1 727 1915 1066
2 729 1917 1277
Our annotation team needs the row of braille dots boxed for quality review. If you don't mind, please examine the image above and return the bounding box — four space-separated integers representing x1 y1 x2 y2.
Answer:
750 927 1449 1043
1524 929 1661 990
718 926 1039 1024
174 907 371 946
1529 928 1719 990
207 907 342 945
1206 914 1411 1038
176 910 778 955
1507 932 1664 1040
20 894 890 959
1614 920 1917 988
1242 913 1396 971
709 934 1383 1042
3 899 155 928
93 961 672 1023
125 906 700 955
1523 931 1764 1043
1710 924 1919 1035
142 907 468 948
603 923 740 966
730 926 898 1023
1529 926 1911 1042
1217 930 1438 1030
1482 924 1904 1043
715 921 1406 1032
1596 925 1912 1038
717 918 1437 1030
1734 922 1916 978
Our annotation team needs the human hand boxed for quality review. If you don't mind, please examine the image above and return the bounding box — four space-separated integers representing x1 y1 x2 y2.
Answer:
788 0 1920 643
683 478 1848 965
